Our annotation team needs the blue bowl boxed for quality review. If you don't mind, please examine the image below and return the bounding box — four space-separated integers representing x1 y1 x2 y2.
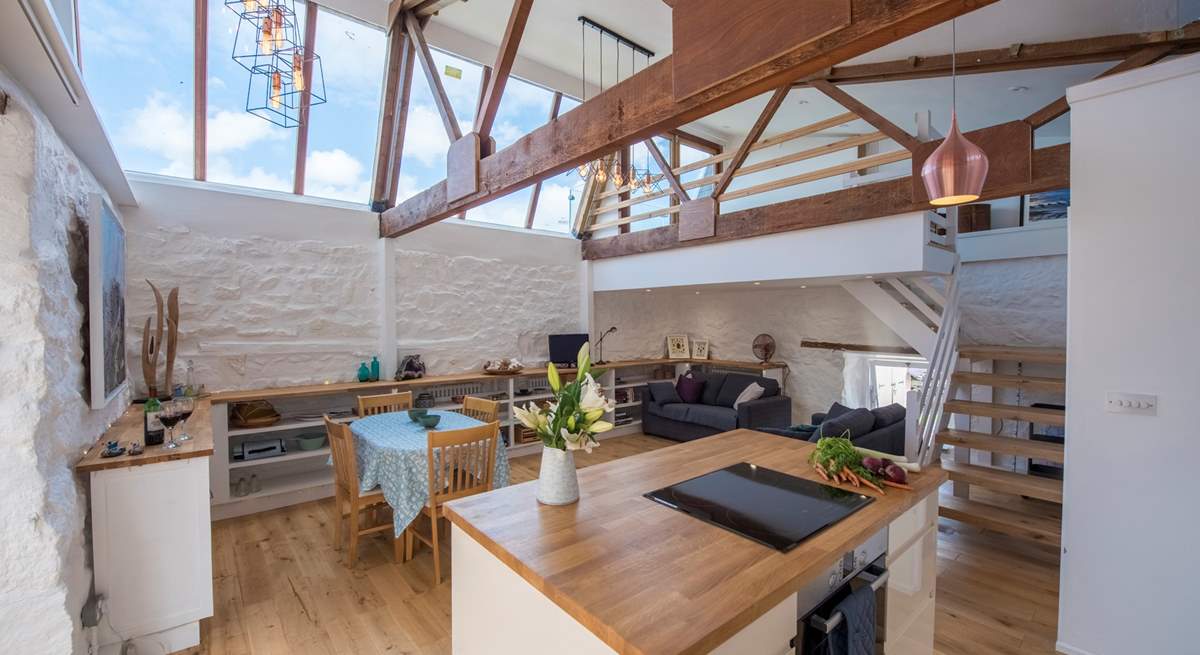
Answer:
407 408 428 421
418 414 441 429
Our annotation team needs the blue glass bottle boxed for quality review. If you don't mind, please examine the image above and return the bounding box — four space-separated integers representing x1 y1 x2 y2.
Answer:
357 362 370 382
370 356 381 382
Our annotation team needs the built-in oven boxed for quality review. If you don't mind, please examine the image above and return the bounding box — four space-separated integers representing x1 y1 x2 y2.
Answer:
791 528 889 655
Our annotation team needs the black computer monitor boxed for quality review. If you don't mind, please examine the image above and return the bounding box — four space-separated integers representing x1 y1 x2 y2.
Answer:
548 333 590 367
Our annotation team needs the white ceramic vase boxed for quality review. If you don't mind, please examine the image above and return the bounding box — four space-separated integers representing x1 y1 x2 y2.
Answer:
536 446 580 505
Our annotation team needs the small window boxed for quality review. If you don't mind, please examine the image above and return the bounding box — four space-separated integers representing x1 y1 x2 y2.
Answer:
869 359 927 408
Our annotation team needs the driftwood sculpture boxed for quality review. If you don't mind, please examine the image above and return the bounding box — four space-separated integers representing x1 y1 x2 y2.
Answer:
141 281 179 398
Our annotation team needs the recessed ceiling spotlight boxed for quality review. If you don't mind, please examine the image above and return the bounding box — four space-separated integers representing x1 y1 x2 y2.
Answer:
796 99 809 105
753 282 762 286
694 291 701 295
644 289 652 293
800 285 808 289
865 275 874 279
1008 85 1029 93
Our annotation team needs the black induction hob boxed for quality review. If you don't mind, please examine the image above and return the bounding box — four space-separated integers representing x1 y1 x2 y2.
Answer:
643 462 874 552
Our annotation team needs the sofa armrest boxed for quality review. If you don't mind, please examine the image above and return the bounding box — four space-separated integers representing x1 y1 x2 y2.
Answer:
811 412 828 425
851 421 906 457
737 395 792 429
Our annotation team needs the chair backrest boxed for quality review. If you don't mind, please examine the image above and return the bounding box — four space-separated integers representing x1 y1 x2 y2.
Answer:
426 421 501 506
460 396 500 423
358 390 413 417
325 416 360 496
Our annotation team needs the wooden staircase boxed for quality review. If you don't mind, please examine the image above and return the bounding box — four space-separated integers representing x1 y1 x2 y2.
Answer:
935 345 1066 546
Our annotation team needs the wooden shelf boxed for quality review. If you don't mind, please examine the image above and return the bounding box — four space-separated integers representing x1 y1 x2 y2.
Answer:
941 459 1063 503
229 467 332 500
229 446 331 470
937 429 1064 463
943 400 1065 426
615 401 641 409
227 416 352 437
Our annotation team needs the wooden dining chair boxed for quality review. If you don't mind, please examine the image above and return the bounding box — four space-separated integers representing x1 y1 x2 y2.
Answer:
405 421 501 584
325 417 393 567
357 390 413 417
458 396 500 423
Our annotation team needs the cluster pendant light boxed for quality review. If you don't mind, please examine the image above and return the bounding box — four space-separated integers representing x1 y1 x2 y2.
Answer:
226 0 326 128
576 17 659 195
920 19 988 206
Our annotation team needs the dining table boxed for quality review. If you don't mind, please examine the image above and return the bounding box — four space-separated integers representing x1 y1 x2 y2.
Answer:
350 409 510 537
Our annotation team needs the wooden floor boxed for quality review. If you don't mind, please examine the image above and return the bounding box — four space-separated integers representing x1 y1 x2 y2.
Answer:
196 434 1062 655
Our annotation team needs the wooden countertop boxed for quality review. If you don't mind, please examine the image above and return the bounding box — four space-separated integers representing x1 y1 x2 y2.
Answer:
76 400 215 474
444 430 946 655
207 358 787 404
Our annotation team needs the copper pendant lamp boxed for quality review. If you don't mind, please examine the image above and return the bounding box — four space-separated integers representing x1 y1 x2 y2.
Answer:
921 19 988 206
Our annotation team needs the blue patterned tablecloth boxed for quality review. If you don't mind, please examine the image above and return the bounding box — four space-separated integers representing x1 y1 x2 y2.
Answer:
350 410 509 537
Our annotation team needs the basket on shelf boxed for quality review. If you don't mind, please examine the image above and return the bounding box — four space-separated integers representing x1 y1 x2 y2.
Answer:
230 400 281 428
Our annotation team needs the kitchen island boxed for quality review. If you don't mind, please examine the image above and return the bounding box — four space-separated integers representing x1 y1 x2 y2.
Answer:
444 429 946 655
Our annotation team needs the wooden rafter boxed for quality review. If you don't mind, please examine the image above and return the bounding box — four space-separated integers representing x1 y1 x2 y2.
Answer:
669 128 722 155
797 20 1200 86
474 0 534 140
387 41 417 208
372 10 416 209
711 85 790 198
582 143 1068 260
524 91 562 229
293 0 319 195
809 79 919 151
193 0 207 181
388 0 462 27
405 11 461 142
617 144 632 233
1023 44 1175 129
380 0 1000 238
456 64 491 219
646 138 689 201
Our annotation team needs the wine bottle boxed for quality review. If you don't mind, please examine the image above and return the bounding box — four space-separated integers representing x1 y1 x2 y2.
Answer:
144 397 164 446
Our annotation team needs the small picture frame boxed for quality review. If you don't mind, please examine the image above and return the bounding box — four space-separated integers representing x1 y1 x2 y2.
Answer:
666 334 691 359
691 339 709 360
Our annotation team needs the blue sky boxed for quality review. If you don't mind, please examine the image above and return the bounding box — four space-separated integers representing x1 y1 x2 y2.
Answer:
77 0 582 231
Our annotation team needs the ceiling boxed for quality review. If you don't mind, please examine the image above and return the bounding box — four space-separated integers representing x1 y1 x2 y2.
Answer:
426 0 1193 144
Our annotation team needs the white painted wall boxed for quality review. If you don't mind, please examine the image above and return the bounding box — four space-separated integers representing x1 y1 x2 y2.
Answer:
1058 53 1200 655
0 66 130 655
122 174 582 393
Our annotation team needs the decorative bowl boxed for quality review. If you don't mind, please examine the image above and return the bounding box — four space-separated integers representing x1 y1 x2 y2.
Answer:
407 408 428 421
295 433 327 450
418 415 442 429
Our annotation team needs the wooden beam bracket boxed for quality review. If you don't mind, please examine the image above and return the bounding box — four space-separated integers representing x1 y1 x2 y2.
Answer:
711 85 791 199
446 133 481 202
810 78 920 152
474 0 533 141
646 138 689 202
678 196 717 241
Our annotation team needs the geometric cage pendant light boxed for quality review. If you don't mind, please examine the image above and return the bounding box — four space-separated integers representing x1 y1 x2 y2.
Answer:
921 18 988 206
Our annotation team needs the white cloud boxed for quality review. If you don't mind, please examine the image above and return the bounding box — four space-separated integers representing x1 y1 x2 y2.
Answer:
208 76 227 90
531 182 575 231
207 108 288 154
403 104 452 167
120 92 192 165
207 158 292 193
308 149 364 188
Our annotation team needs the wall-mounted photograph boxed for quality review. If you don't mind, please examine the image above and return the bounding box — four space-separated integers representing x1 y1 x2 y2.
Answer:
87 194 128 409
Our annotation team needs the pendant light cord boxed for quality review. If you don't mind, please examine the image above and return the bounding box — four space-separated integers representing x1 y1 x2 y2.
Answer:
951 19 957 119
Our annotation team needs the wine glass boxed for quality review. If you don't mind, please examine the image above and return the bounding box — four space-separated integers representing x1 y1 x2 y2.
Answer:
160 400 182 450
175 396 195 441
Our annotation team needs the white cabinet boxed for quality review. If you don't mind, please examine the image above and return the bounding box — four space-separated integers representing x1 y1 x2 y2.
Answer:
885 492 937 655
90 456 213 652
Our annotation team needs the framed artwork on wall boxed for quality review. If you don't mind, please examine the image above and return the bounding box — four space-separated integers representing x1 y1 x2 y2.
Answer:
87 194 128 409
692 339 709 360
666 334 691 359
1022 188 1070 224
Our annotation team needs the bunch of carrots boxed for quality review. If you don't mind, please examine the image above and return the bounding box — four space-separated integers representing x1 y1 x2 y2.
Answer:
808 435 913 495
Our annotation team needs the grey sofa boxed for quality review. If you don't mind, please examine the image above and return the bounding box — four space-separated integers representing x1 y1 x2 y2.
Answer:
760 401 907 455
641 371 792 442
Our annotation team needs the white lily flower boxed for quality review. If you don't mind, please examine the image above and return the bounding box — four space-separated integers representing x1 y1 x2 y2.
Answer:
579 375 615 413
513 403 540 430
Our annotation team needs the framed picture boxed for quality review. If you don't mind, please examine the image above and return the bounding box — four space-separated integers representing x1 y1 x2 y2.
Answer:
692 339 709 360
1022 188 1070 224
87 194 128 409
666 334 690 359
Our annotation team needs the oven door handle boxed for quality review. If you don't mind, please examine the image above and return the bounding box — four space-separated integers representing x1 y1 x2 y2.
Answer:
807 567 890 634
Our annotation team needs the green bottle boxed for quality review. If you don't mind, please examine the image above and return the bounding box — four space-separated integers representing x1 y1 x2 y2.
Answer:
144 397 164 446
357 362 370 383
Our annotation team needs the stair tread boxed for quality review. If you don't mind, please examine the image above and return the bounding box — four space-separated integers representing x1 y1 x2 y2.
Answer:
941 459 1063 503
958 345 1066 364
944 400 1065 426
939 494 1061 545
938 429 1065 463
952 372 1065 393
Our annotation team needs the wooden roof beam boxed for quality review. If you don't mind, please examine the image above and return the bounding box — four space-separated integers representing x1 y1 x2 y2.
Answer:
388 0 461 28
372 10 417 210
404 11 461 142
796 20 1200 86
646 138 690 201
1023 43 1176 129
809 78 920 151
711 85 790 198
474 0 534 141
381 0 999 238
524 91 563 229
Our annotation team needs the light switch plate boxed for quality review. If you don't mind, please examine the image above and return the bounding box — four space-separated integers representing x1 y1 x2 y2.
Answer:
1106 392 1157 416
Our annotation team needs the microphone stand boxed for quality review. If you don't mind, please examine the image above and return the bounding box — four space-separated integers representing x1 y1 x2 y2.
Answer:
593 327 618 365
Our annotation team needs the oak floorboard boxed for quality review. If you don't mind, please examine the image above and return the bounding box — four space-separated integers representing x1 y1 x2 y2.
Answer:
196 433 1061 655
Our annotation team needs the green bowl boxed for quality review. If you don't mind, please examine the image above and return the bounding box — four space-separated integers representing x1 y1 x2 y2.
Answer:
407 408 429 421
418 414 441 429
295 433 327 450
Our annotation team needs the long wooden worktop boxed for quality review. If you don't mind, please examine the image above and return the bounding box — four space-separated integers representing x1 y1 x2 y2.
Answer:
76 399 215 473
206 357 787 404
444 429 946 655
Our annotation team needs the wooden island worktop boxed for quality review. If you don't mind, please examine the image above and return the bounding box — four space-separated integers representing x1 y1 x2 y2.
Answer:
445 429 946 655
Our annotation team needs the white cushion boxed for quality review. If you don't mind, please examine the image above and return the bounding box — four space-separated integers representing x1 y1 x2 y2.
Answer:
733 382 765 408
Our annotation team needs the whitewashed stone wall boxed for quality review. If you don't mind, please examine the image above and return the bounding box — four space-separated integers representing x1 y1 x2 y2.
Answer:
595 285 910 421
959 255 1067 348
0 68 130 655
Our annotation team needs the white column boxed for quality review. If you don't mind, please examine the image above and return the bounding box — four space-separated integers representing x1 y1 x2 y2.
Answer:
579 259 595 339
378 238 397 376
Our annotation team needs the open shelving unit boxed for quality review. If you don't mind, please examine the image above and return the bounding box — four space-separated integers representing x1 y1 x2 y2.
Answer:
208 357 787 519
